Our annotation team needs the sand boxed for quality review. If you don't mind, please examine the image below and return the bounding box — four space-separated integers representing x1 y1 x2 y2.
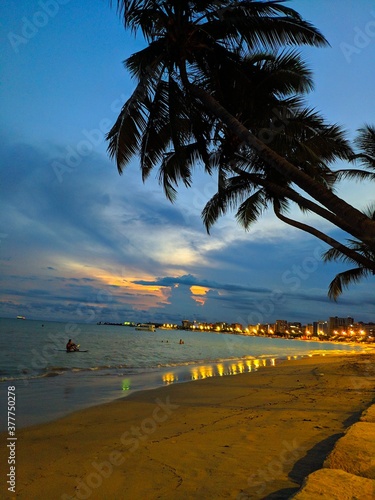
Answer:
1 352 374 499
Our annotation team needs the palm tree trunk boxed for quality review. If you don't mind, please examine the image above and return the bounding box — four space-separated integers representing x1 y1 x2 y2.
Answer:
189 85 375 244
231 167 361 237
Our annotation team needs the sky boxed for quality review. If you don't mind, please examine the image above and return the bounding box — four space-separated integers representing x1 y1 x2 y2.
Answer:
1 0 375 326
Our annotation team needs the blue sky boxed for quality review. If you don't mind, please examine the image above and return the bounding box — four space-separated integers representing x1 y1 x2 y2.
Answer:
1 0 374 326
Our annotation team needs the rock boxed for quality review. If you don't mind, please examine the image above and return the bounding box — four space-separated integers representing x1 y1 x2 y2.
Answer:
360 404 375 423
323 422 375 479
290 468 375 499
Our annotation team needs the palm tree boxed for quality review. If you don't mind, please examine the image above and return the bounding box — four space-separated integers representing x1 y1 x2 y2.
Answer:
107 0 327 175
107 1 375 250
199 64 375 272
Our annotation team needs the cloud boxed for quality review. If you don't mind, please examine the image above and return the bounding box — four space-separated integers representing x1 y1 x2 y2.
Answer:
1 136 374 326
133 274 273 294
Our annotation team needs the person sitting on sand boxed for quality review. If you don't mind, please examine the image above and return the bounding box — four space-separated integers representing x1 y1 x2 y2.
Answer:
66 339 78 352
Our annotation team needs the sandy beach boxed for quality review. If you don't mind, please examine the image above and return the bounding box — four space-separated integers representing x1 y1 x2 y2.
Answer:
1 352 374 499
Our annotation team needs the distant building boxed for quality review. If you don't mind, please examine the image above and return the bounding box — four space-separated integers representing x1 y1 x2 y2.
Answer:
275 319 288 334
305 324 313 336
289 322 302 328
328 316 354 335
215 322 229 331
288 322 303 336
313 321 329 337
231 323 243 332
182 319 192 329
353 322 375 337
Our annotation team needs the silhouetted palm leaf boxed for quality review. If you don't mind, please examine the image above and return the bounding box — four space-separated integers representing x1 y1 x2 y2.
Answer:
336 125 375 182
323 227 375 299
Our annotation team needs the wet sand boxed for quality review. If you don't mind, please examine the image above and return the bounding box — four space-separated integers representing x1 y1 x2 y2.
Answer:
1 352 374 499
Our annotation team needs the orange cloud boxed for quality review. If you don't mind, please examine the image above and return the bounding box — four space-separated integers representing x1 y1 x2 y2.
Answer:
110 277 171 310
68 263 172 310
190 285 210 306
190 285 209 295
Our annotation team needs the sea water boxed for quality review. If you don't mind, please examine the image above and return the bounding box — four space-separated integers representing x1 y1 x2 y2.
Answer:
0 317 368 430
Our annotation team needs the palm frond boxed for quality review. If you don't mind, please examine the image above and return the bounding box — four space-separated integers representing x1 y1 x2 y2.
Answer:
158 142 206 202
139 81 173 179
106 80 148 172
236 190 267 229
335 168 375 182
352 124 375 171
251 49 314 96
209 1 328 52
355 124 375 157
327 267 371 301
202 173 254 231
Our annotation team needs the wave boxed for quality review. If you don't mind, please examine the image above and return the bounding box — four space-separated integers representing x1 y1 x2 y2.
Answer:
0 353 288 382
1 372 62 382
0 363 133 382
0 347 364 384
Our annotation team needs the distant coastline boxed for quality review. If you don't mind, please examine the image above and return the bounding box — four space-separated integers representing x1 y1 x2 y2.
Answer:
95 318 375 345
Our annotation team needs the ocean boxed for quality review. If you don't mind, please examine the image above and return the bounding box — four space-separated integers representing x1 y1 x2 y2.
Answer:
0 317 368 430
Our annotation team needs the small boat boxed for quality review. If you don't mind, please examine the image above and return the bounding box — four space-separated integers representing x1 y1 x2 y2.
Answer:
135 323 156 332
16 315 26 320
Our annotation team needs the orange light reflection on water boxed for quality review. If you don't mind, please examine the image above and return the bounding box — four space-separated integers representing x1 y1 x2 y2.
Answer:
190 365 215 380
161 358 276 385
162 372 178 384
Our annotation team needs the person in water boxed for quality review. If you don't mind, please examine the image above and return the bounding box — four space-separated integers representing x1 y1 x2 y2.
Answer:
66 339 78 352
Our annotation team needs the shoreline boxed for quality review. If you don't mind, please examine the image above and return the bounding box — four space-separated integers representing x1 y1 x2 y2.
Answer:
1 351 374 499
1 353 288 431
0 349 368 432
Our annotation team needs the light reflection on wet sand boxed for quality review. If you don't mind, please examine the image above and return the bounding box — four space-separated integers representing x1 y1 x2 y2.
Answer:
161 357 277 385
